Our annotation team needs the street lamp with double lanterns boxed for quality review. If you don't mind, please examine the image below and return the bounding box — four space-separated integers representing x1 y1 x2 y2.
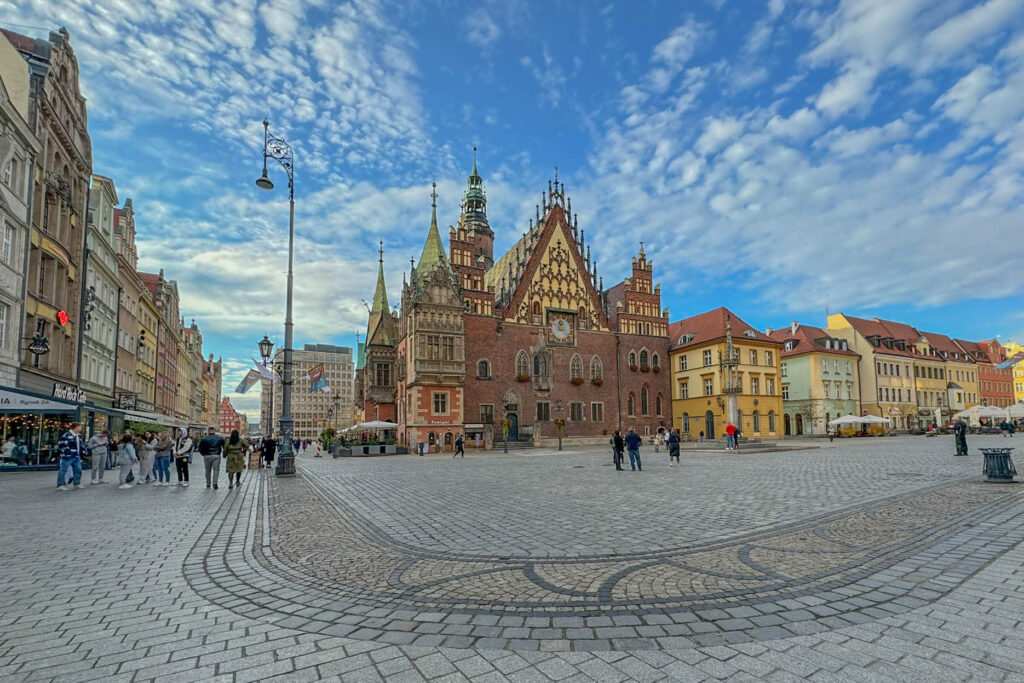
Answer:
256 119 297 476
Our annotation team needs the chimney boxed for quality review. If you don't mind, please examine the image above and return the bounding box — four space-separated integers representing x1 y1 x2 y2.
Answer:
791 321 798 336
766 327 774 336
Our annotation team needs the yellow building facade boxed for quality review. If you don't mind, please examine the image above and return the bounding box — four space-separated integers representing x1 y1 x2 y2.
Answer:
1005 342 1024 404
669 308 783 441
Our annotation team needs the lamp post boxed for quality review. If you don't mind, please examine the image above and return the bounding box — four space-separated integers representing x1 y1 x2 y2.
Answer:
258 335 276 439
256 120 296 476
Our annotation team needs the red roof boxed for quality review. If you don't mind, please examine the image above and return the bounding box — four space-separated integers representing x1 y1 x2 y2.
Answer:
669 307 779 350
841 315 917 357
138 271 160 298
1 29 37 54
919 330 973 362
768 324 859 358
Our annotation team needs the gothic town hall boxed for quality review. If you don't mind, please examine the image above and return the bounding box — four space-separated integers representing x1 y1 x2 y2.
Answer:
357 158 670 451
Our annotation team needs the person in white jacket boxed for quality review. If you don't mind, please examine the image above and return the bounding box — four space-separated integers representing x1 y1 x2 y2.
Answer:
117 434 137 489
174 428 194 487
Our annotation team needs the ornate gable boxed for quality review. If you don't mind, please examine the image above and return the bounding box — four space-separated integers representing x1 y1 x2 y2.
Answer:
503 204 609 331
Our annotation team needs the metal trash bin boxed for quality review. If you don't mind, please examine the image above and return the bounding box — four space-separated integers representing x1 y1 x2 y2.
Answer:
980 448 1016 482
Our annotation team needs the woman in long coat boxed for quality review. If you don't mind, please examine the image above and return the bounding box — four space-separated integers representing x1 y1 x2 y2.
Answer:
224 430 245 489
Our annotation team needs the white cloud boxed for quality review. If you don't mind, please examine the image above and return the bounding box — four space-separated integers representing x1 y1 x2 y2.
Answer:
822 118 912 156
464 8 501 47
765 107 822 140
814 61 878 117
521 45 568 108
695 116 745 155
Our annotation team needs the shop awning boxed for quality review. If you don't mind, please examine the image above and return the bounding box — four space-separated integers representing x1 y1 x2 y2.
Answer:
117 407 187 428
0 388 79 413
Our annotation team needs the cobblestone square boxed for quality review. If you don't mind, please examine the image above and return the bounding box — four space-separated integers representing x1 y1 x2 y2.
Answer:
3 435 1024 681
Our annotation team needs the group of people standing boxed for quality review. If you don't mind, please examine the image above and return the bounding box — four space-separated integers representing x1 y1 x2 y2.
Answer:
610 428 684 471
55 424 248 491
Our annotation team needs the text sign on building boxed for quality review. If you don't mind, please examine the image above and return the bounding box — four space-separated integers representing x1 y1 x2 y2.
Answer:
52 383 86 403
0 389 77 412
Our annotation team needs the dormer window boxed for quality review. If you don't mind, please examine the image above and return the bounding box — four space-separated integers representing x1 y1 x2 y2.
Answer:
744 330 756 339
677 334 694 345
784 340 796 351
884 339 893 348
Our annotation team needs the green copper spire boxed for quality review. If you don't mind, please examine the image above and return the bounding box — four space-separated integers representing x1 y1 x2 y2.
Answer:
416 183 450 275
371 240 389 314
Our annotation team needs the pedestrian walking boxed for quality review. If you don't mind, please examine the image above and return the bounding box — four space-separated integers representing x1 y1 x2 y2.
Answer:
117 434 137 489
174 427 194 487
725 423 737 450
87 430 110 484
625 428 643 471
668 429 681 466
138 431 157 484
453 434 464 458
153 432 173 485
56 422 86 490
611 430 625 470
198 427 225 489
224 430 245 490
262 436 277 468
953 418 968 456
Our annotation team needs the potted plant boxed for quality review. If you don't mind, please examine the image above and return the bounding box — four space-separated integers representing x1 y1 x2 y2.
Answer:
629 364 639 372
640 364 651 373
570 377 584 386
515 374 530 383
591 377 603 386
652 365 660 373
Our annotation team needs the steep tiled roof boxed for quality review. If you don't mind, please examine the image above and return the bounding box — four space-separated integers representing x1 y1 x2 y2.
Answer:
954 338 990 363
0 29 37 54
920 331 973 362
768 324 859 358
669 307 778 350
138 271 160 298
841 315 917 357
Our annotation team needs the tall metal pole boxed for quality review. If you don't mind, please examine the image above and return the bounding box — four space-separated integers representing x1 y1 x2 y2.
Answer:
256 118 296 476
277 187 296 474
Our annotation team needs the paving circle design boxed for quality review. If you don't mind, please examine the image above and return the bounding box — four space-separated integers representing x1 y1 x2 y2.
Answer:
184 467 1024 650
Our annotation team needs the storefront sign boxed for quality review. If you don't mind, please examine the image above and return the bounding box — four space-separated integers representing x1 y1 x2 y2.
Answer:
52 383 86 403
27 336 50 356
0 389 77 412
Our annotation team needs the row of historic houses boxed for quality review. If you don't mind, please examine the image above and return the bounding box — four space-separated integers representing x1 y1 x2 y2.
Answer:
355 157 1019 449
0 27 221 468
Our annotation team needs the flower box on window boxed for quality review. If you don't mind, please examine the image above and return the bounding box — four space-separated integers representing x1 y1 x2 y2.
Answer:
570 377 584 386
515 374 530 383
652 365 660 373
640 365 651 373
591 377 603 386
629 364 639 372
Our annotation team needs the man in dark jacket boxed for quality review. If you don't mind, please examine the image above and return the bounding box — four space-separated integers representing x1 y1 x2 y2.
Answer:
668 429 681 466
198 427 225 489
262 437 277 468
625 428 643 471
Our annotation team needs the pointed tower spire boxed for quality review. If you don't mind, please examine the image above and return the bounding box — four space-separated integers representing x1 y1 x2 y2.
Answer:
416 183 454 278
371 240 389 314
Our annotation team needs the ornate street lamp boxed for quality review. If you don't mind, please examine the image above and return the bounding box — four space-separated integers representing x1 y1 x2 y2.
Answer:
258 334 274 364
256 119 297 476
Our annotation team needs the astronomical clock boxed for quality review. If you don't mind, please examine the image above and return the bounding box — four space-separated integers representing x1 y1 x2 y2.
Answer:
546 310 576 346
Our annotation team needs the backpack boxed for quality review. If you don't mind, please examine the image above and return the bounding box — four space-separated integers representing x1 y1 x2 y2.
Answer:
197 438 211 456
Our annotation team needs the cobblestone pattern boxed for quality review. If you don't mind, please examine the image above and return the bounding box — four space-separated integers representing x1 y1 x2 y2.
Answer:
180 444 1024 650
3 440 1024 681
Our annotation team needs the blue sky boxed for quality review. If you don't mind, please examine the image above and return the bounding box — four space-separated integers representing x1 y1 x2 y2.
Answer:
4 0 1023 416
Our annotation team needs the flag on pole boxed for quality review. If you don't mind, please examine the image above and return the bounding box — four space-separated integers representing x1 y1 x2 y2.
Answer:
996 352 1024 370
308 363 328 392
253 358 276 381
234 369 261 394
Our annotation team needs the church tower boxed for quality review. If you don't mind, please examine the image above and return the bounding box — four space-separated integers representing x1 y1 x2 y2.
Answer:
362 244 398 422
450 149 496 316
400 185 466 452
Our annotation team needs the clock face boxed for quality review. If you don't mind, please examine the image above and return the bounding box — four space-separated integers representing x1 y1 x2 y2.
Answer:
551 318 571 340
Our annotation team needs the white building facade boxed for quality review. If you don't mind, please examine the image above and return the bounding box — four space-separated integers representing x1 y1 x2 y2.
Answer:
80 174 120 413
261 343 355 440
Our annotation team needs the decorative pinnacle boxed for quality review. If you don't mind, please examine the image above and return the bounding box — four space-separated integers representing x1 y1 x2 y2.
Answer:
379 240 384 263
472 146 478 175
431 182 437 208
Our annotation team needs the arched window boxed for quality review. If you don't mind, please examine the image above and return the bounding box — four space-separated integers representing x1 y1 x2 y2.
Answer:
578 306 586 327
753 410 760 432
515 351 529 377
656 394 663 416
590 356 603 381
570 355 583 381
628 393 636 416
532 301 541 316
533 352 548 377
629 351 637 367
768 410 776 433
639 350 649 368
477 359 490 379
641 387 649 415
682 412 690 433
652 353 660 369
